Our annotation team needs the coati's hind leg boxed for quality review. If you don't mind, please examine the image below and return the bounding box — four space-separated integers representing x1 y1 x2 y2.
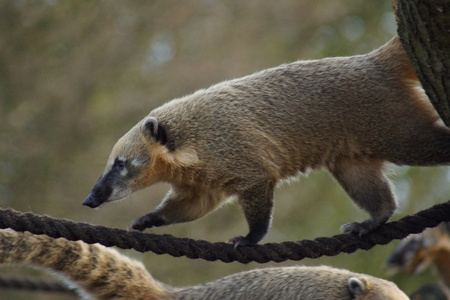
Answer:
330 158 396 236
129 187 224 231
228 181 276 247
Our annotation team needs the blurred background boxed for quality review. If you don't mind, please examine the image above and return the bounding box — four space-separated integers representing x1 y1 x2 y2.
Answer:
1 0 449 298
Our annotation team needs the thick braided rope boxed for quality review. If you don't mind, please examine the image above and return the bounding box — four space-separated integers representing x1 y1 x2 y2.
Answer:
1 201 449 264
0 274 77 296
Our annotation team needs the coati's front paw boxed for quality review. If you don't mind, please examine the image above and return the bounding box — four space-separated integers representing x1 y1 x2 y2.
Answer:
341 219 383 237
128 212 165 231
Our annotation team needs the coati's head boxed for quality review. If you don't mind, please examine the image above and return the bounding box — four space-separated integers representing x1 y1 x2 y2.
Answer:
347 276 408 300
83 117 167 208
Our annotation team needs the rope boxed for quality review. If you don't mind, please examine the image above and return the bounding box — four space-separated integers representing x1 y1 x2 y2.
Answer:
1 201 450 264
0 274 77 296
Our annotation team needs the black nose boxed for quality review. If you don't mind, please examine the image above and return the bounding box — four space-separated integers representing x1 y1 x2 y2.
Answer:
82 193 100 208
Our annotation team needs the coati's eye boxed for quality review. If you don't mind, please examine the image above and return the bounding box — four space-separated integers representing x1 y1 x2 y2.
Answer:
114 158 126 169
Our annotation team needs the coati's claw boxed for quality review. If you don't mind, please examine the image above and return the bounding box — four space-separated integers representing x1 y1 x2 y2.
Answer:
341 222 366 236
128 219 146 231
127 223 140 231
227 236 257 249
341 220 382 237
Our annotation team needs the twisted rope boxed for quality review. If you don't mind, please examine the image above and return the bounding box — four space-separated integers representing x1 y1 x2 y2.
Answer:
1 202 450 264
0 274 77 296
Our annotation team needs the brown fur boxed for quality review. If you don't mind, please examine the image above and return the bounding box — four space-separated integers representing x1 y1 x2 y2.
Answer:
387 223 450 297
84 36 450 246
0 229 408 299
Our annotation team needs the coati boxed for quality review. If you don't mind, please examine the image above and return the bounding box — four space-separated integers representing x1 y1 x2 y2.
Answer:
0 228 408 299
83 36 450 247
386 223 450 297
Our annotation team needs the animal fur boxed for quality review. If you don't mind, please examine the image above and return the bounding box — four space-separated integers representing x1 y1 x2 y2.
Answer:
83 36 450 246
386 223 450 298
0 229 408 299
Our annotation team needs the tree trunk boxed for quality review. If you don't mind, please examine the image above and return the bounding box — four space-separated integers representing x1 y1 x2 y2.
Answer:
394 0 450 125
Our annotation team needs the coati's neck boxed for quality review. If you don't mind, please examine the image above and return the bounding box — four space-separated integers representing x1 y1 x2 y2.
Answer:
150 143 202 185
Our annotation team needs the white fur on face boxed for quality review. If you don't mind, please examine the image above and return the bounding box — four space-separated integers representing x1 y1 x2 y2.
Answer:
131 158 144 167
109 186 132 202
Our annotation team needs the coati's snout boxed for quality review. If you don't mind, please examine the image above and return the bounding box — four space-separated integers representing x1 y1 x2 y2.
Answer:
83 194 102 208
83 157 133 208
82 177 113 208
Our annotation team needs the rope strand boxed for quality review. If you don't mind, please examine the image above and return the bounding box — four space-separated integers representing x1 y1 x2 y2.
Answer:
1 201 449 264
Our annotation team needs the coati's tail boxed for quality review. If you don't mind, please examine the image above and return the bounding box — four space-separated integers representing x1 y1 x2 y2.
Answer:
0 229 171 300
372 36 418 82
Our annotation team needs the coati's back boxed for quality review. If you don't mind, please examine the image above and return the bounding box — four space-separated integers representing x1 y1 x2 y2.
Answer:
152 37 435 181
0 229 171 300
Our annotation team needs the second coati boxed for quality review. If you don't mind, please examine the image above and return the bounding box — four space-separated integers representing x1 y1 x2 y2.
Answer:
0 229 408 299
83 36 450 247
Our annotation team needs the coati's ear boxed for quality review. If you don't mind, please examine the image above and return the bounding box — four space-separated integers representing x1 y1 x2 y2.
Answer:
347 277 367 299
140 117 167 145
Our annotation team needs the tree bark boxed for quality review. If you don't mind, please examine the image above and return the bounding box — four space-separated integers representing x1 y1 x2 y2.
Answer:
394 0 450 125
